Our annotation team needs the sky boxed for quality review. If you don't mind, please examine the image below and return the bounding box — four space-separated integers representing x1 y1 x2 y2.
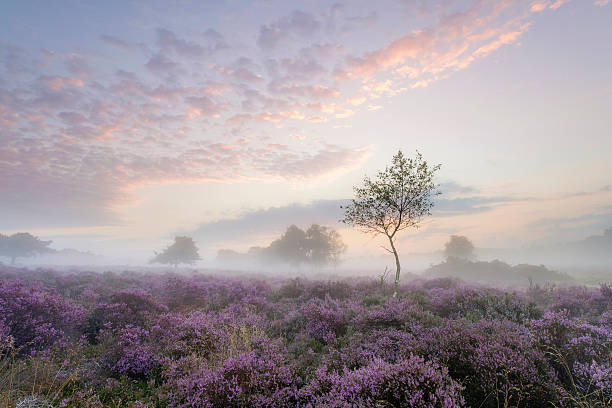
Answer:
1 0 611 263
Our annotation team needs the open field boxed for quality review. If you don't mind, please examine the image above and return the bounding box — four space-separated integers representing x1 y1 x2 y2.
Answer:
0 265 610 407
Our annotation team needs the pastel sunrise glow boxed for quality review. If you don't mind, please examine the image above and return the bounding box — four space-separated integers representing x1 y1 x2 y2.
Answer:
1 0 611 264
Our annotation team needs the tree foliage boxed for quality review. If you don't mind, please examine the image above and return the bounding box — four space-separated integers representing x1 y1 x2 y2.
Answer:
341 150 441 296
268 225 308 266
0 232 53 264
151 236 200 267
444 235 475 260
266 224 347 268
217 224 347 268
304 224 347 268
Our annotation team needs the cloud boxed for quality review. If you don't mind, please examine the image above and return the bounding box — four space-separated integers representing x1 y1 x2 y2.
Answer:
267 81 339 100
439 182 478 195
530 210 612 231
145 52 180 73
0 0 579 231
156 28 204 57
213 65 263 83
184 95 227 117
337 0 563 95
0 130 370 228
190 199 347 244
434 196 517 217
527 206 612 250
257 11 321 51
342 11 378 32
64 55 90 78
473 23 532 58
187 185 523 246
278 55 327 80
39 75 83 91
100 35 148 53
530 0 571 12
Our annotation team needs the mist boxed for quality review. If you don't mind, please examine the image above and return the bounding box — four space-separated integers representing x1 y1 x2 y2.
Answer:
2 1 612 406
3 226 611 289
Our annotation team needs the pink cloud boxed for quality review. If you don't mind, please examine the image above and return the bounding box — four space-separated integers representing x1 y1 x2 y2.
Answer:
473 23 532 57
39 76 84 91
337 0 569 95
530 0 571 12
0 1 578 229
348 96 366 106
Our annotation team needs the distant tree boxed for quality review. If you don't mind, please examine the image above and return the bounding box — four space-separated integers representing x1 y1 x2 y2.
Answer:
341 150 441 297
266 225 308 266
224 225 346 268
0 232 54 264
151 236 200 267
216 249 244 264
305 224 347 268
444 235 475 261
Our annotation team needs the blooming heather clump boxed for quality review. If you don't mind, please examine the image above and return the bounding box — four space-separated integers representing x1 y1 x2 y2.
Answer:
301 355 464 407
427 286 540 322
531 310 612 363
574 361 612 396
1 265 610 407
101 325 158 379
166 351 298 407
353 298 422 331
0 279 85 355
149 311 225 359
300 298 360 343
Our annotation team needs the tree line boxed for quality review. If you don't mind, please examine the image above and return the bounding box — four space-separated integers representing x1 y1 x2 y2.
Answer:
217 224 346 268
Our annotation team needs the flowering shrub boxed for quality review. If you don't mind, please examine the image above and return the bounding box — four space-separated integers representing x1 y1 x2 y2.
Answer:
166 351 298 407
0 280 85 355
414 319 558 406
101 325 158 379
1 265 610 407
300 298 354 342
574 361 612 397
531 310 612 364
300 355 464 407
149 311 224 359
427 286 540 322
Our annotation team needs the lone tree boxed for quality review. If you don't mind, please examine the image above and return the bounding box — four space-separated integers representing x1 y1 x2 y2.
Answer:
151 236 200 267
0 232 54 264
443 235 475 261
341 150 441 297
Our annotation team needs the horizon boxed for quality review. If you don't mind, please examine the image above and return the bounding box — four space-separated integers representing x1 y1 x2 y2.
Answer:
1 0 611 264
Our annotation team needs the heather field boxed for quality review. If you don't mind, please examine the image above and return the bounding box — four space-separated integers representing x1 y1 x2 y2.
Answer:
0 266 610 408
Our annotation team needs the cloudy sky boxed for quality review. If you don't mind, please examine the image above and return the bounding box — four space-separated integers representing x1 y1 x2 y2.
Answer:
1 0 611 262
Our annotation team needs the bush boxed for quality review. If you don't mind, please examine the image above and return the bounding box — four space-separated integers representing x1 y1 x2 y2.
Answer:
1 266 610 407
0 280 85 355
166 351 298 407
300 355 464 407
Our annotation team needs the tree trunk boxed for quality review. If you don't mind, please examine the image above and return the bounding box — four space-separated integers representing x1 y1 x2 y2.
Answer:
388 236 401 297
